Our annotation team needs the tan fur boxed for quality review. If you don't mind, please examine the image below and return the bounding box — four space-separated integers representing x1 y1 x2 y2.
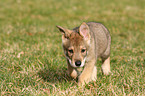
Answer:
102 57 111 75
67 60 77 79
57 22 111 86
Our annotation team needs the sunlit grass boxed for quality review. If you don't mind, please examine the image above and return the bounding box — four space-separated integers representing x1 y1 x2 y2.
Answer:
0 0 144 95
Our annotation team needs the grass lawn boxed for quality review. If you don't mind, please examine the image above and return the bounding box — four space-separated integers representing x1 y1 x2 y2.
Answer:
0 0 144 95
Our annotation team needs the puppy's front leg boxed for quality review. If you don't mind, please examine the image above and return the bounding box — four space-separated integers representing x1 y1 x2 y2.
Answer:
67 60 78 79
78 58 96 86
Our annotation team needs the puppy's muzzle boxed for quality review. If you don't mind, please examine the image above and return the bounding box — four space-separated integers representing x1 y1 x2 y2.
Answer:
75 60 81 67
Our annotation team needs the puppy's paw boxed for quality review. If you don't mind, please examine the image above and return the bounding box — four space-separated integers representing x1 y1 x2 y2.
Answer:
91 66 97 81
67 69 78 79
102 67 111 75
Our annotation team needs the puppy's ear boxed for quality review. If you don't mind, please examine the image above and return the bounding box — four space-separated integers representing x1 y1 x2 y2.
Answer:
79 22 90 40
56 25 72 43
56 25 72 38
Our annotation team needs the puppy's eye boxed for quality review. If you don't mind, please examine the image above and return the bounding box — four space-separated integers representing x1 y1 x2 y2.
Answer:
68 49 73 53
81 49 86 53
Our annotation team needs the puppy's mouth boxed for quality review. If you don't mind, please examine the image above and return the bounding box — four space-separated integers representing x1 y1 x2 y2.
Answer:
66 57 86 68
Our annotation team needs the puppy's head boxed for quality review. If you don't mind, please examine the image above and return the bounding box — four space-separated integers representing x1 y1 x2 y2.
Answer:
57 22 91 68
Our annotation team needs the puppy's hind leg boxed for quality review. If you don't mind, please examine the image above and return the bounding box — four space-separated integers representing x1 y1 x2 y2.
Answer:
101 57 111 75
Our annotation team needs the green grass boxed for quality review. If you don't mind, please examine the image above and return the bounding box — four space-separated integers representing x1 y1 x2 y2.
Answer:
0 0 145 95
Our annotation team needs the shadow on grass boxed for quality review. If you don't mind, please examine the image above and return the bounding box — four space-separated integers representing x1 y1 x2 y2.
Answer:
37 67 72 83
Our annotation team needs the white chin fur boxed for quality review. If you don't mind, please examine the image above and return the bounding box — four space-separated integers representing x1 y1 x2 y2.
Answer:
66 56 86 68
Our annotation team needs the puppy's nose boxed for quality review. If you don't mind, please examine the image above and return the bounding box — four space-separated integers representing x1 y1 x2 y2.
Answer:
75 60 81 67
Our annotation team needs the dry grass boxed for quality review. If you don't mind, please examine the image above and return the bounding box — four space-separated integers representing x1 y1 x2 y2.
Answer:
0 0 145 95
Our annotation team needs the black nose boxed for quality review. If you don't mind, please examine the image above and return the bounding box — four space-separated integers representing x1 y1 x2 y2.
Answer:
75 60 81 66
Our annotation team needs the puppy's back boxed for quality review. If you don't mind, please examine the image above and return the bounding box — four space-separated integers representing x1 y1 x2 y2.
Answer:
87 22 111 58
